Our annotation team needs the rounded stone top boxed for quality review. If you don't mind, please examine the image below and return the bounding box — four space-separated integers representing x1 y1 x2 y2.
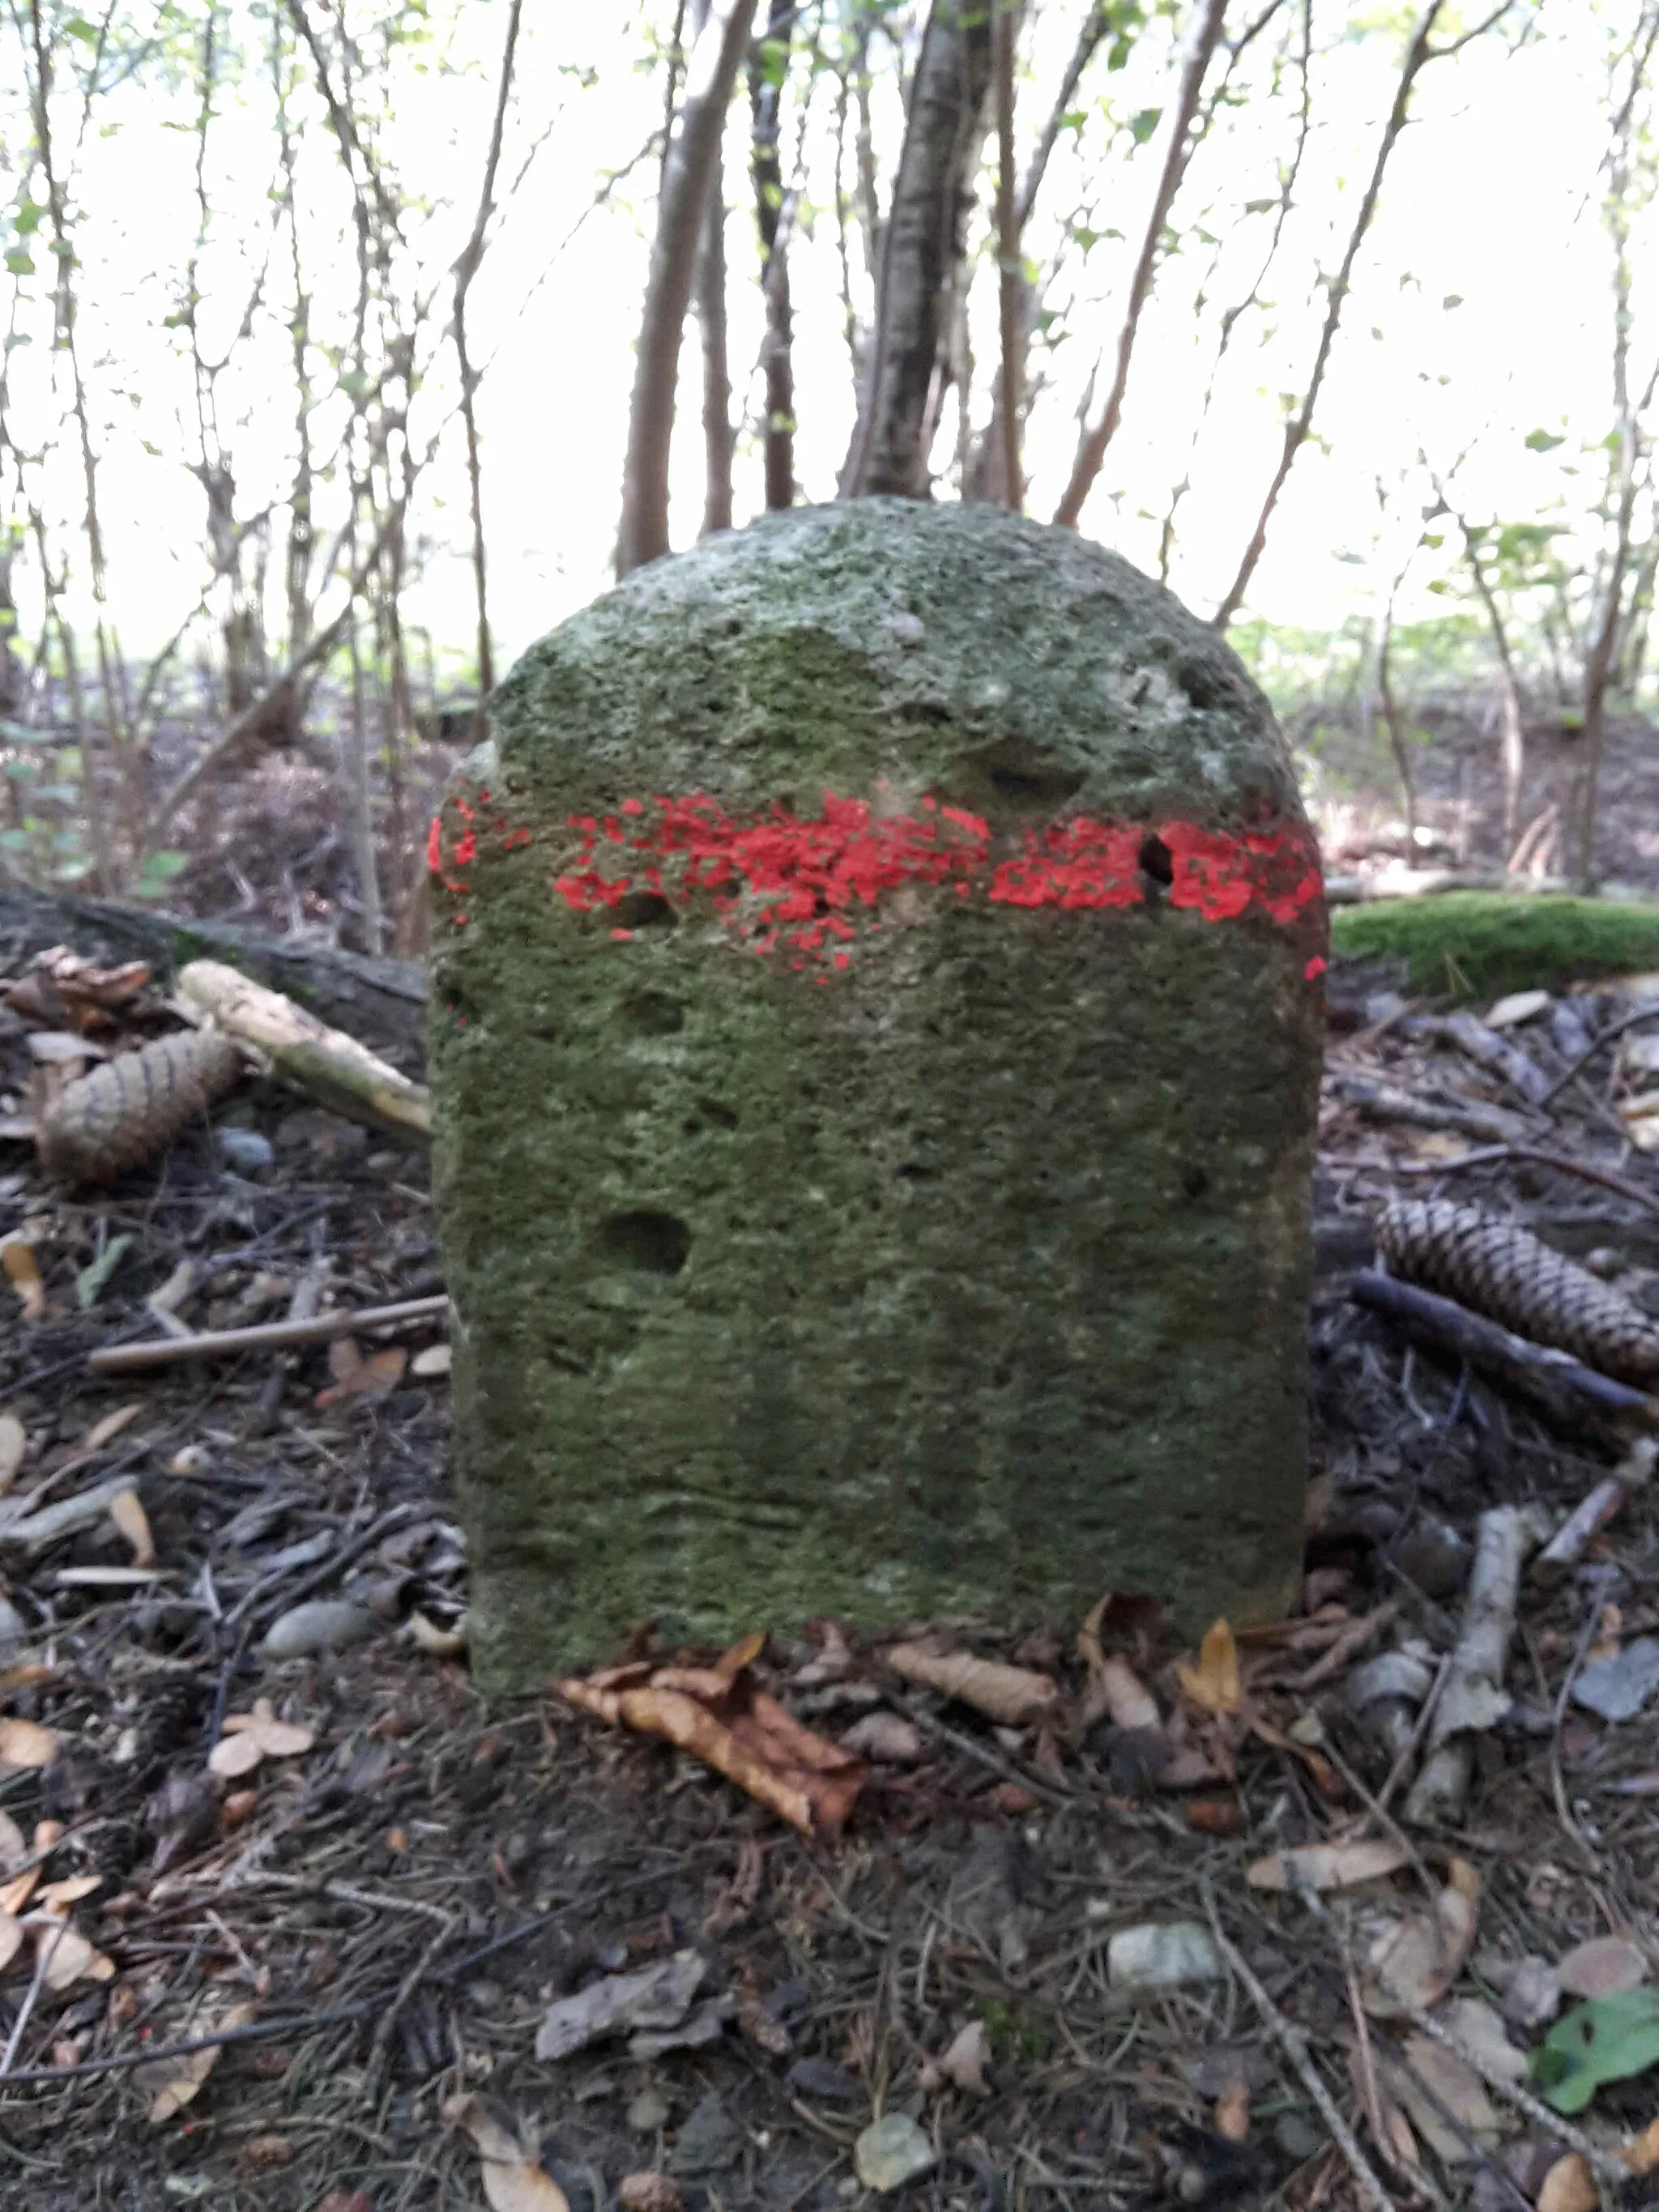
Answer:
488 501 1302 830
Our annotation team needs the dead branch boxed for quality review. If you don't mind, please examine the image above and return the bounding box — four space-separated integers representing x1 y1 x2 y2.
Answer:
1349 1269 1659 1437
1402 1502 1551 1826
87 1294 447 1376
1326 1071 1531 1144
1052 0 1230 529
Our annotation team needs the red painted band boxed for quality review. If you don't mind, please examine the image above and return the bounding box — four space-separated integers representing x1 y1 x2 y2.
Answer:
430 788 1324 968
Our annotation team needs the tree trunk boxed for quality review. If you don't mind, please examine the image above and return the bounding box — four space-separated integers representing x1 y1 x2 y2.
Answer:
838 0 996 500
992 0 1021 511
751 0 796 511
616 0 760 578
696 164 736 535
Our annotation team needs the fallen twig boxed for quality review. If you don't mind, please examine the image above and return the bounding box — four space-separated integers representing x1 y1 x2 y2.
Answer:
1398 2000 1630 2186
1402 1503 1551 1827
1350 1272 1659 1436
1536 1441 1656 1581
1203 1894 1399 2212
0 2001 370 2089
1327 1072 1530 1145
87 1294 448 1375
1386 1143 1659 1223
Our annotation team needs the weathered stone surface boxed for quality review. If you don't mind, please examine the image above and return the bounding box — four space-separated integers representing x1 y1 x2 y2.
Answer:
429 501 1325 1688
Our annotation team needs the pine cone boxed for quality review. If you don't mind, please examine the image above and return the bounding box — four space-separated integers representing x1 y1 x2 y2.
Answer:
1375 1198 1659 1384
36 1029 243 1187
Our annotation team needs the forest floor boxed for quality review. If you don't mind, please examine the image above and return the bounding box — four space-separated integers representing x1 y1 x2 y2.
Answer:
2 836 1659 2209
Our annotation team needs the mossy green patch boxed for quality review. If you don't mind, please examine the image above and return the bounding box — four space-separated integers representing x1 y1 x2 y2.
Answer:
1331 894 1659 999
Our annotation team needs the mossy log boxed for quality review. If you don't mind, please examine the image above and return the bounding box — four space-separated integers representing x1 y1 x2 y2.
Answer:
1330 893 1659 1000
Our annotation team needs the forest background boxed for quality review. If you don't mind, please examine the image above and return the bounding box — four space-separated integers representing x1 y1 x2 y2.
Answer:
0 0 1655 958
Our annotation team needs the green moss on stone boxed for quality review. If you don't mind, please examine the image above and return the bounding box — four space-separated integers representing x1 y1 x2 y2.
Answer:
1331 894 1659 999
431 502 1324 1687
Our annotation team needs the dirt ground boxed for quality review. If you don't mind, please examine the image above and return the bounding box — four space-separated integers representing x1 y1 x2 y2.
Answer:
2 926 1659 2212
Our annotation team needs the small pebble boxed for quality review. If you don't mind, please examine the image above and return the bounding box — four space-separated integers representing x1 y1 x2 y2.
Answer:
628 2087 672 2133
854 2114 936 2193
1107 1921 1222 1991
214 1127 275 1174
261 1599 377 1660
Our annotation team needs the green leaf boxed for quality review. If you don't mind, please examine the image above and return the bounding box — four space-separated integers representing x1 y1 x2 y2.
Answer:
77 1233 134 1311
132 850 188 899
1525 428 1565 452
62 15 99 39
1442 293 1463 309
1532 1991 1659 2114
4 249 35 277
11 201 43 238
1128 107 1161 144
0 720 47 744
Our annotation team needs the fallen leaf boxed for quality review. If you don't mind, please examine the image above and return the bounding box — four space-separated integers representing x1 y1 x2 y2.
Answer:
139 2002 258 2123
0 1812 25 1873
446 2092 571 2212
838 1711 924 1763
1175 1620 1243 1715
1 1240 45 1323
1247 1839 1408 1894
108 1489 155 1568
0 1413 26 1494
1183 1798 1243 1834
883 1642 1057 1727
1391 2031 1499 2162
560 1640 865 1839
237 2135 296 2173
1533 1989 1659 2114
0 1912 23 1972
316 1340 407 1409
1442 1997 1527 2082
1486 989 1551 1029
23 1914 115 1991
0 1719 58 1771
208 1699 315 1778
1537 2154 1599 2212
1077 1596 1162 1730
535 1953 712 2062
936 2018 991 2095
412 1342 452 1378
82 1401 142 1452
76 1234 134 1311
408 1609 468 1657
1622 2116 1659 2174
1558 1935 1649 2000
1364 1856 1480 2016
36 1875 100 1912
1572 1637 1659 1723
1214 2083 1250 2142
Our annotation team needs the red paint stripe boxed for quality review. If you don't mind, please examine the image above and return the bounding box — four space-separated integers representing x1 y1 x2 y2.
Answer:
431 788 1324 965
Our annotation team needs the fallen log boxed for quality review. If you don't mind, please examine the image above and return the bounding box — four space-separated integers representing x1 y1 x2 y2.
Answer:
0 887 426 1064
1348 1269 1659 1438
1326 1070 1532 1145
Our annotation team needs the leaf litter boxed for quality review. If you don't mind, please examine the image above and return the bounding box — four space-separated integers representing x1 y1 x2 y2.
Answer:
2 942 1659 2205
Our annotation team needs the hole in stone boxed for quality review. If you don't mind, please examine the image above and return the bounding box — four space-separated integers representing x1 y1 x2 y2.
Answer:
955 739 1085 816
610 891 677 931
1177 655 1230 711
1138 833 1174 887
1183 1166 1210 1200
696 1099 739 1129
621 990 684 1035
896 1161 933 1182
898 697 953 727
599 1209 691 1275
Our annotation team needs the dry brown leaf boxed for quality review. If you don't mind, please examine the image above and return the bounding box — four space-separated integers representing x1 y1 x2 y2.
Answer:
1077 1596 1163 1731
408 1609 468 1658
1622 2117 1659 2175
36 1875 100 1911
446 2093 571 2212
140 2001 258 2123
0 1811 25 1873
316 1341 407 1409
559 1638 865 1840
1392 2031 1498 2163
412 1342 452 1379
0 1412 26 1494
108 1488 155 1568
1175 1619 1242 1715
1537 2154 1599 2212
0 1869 39 1916
82 1402 142 1452
0 1718 58 1771
1246 1840 1410 1894
1213 2083 1250 2142
1364 1857 1481 2016
0 1912 23 1973
1 1240 45 1323
838 1711 924 1764
884 1642 1058 1727
207 1699 315 1779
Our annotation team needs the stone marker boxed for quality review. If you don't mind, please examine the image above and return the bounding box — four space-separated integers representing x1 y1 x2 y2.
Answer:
429 501 1325 1688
